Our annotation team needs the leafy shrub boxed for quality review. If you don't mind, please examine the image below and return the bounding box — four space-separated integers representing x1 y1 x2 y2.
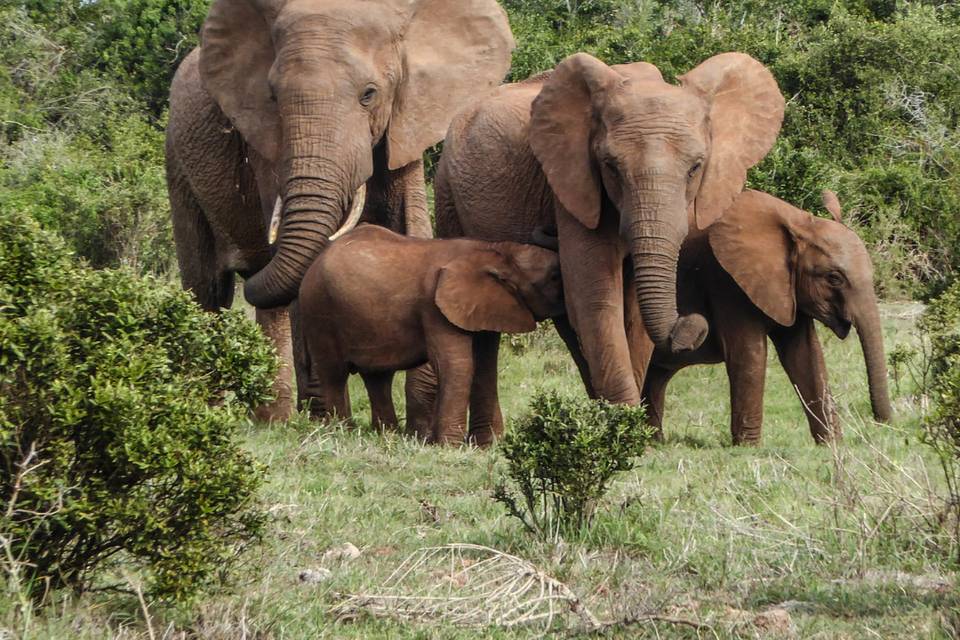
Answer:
0 8 175 275
918 282 960 561
0 117 174 275
0 209 276 601
494 391 651 541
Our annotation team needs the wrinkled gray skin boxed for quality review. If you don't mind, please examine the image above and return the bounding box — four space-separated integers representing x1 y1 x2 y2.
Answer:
642 190 893 445
165 0 514 420
435 52 785 406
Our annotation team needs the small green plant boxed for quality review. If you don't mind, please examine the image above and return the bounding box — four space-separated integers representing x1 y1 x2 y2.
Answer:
494 391 652 541
0 209 276 602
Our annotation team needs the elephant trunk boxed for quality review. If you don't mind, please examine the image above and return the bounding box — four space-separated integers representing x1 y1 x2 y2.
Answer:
244 101 369 309
854 294 893 423
629 193 707 353
243 173 346 309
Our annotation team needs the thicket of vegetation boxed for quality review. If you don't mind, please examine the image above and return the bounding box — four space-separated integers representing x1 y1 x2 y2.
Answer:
2 0 958 298
0 209 276 601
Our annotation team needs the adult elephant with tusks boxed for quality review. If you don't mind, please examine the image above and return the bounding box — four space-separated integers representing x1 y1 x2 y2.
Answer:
165 0 515 421
434 52 785 415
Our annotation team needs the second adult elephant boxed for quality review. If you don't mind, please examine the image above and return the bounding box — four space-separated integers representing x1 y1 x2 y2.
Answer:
642 190 893 445
165 0 514 419
435 52 785 406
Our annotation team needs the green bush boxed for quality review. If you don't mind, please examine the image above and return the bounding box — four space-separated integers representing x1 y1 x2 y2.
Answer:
0 209 276 601
918 282 960 562
0 8 175 275
494 391 651 541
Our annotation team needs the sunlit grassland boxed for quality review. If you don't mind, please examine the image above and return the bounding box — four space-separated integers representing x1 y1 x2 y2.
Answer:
17 303 960 638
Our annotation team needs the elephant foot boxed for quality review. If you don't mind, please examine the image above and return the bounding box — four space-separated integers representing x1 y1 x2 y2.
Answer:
467 427 498 448
731 433 762 447
254 380 294 423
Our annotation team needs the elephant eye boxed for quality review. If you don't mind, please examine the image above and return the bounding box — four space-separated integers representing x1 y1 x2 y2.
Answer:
360 85 378 107
688 161 702 178
826 271 845 287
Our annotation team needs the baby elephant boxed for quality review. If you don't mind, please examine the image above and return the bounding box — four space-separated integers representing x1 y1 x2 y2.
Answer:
643 190 892 445
299 225 565 445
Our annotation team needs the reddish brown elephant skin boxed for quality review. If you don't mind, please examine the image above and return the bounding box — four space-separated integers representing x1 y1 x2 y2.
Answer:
641 189 893 445
298 226 564 446
434 52 785 411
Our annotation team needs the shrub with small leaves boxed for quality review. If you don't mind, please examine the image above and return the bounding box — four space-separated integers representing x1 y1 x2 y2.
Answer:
494 391 651 541
919 281 960 562
0 209 276 602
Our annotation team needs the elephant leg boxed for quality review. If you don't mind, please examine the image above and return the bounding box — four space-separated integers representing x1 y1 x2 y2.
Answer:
434 157 464 239
468 332 503 447
303 363 350 423
167 154 235 311
392 160 439 440
405 365 438 440
552 316 596 399
287 300 312 411
254 307 295 423
771 318 838 444
723 335 768 446
427 328 474 446
556 205 640 404
640 364 678 442
364 149 433 238
623 257 655 392
361 371 398 431
397 159 433 239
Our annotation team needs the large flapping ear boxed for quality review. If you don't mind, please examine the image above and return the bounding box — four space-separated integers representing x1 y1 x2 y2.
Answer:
529 53 623 229
200 0 283 162
388 0 515 170
680 53 785 230
822 190 843 223
708 190 799 326
435 253 537 334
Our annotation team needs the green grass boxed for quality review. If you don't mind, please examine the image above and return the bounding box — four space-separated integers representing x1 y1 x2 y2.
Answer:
7 303 959 639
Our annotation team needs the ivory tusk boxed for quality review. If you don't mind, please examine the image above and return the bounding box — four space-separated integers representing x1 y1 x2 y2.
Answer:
329 184 366 242
268 195 282 245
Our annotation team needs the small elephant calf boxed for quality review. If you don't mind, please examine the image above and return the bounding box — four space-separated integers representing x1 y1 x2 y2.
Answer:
299 225 565 445
642 190 892 445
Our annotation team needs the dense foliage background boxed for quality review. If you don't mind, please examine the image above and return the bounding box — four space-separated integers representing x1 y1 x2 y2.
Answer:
1 0 958 296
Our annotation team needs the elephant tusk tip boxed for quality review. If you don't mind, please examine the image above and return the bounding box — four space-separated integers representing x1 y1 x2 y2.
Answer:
330 184 366 242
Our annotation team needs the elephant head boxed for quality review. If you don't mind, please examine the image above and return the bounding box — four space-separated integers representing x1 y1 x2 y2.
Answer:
435 244 564 333
199 0 514 308
528 52 784 352
709 189 893 423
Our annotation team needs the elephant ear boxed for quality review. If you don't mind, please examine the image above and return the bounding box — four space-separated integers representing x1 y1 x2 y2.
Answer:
680 53 785 230
822 190 843 223
611 61 664 84
200 0 283 162
529 53 623 229
388 0 515 170
435 253 537 334
708 190 798 326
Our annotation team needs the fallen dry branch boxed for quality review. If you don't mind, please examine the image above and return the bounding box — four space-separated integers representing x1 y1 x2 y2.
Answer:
333 543 709 634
